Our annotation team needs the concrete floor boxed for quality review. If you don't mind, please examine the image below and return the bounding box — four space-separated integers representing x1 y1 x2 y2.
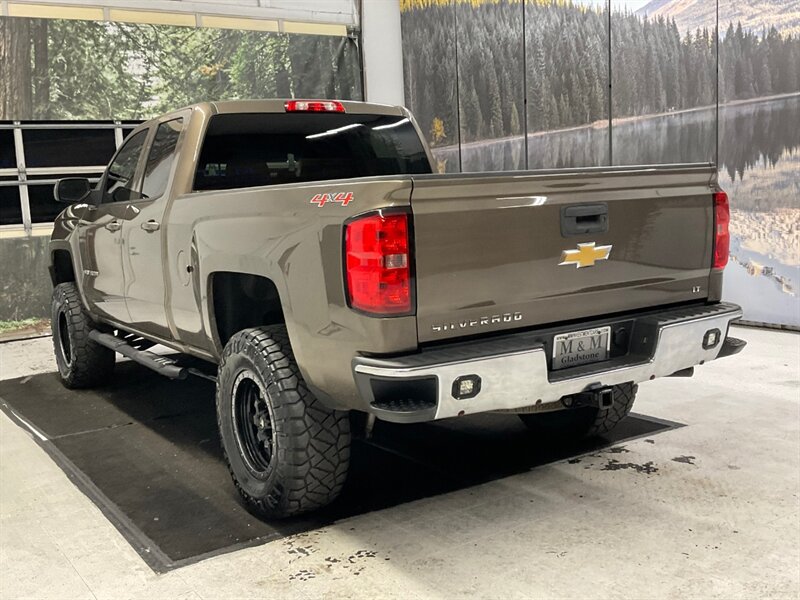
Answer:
1 325 798 599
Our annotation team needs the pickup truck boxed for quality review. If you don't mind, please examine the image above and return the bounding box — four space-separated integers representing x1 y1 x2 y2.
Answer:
49 99 746 518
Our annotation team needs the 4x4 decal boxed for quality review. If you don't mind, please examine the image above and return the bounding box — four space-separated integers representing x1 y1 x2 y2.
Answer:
310 192 353 207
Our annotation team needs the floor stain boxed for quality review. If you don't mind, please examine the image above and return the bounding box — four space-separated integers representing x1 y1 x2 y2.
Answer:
672 455 696 465
606 446 630 454
287 545 315 557
602 459 658 474
288 569 315 581
347 549 377 563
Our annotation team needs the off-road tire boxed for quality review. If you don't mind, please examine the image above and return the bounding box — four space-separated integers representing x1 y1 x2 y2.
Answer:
519 382 638 440
216 326 351 519
51 282 115 389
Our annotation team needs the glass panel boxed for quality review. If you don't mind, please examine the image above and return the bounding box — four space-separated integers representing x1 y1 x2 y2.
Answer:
456 0 525 172
194 113 431 191
525 0 610 169
0 130 16 169
105 130 147 203
141 119 183 200
27 179 62 223
26 173 103 223
0 180 22 226
400 0 460 173
718 24 800 327
22 128 116 167
610 1 717 165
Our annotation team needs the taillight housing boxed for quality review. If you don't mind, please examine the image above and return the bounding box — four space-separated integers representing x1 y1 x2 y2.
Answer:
713 190 730 269
285 100 345 113
345 212 413 315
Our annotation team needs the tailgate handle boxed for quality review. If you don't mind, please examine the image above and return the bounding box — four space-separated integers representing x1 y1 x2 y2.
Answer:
561 203 608 236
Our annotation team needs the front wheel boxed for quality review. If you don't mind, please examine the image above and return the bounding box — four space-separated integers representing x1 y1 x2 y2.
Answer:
519 382 638 440
51 282 115 388
216 326 351 519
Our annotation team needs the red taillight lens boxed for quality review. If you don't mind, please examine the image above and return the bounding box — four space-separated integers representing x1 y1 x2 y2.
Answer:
345 213 412 315
284 100 345 113
713 190 730 269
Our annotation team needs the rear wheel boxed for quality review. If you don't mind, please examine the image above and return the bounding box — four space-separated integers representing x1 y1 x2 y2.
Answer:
216 326 350 519
51 282 115 389
519 382 638 440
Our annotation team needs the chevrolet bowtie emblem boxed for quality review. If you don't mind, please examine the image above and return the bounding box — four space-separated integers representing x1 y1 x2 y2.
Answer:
559 242 612 268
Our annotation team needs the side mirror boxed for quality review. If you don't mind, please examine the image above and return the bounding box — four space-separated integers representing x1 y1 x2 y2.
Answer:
54 178 92 204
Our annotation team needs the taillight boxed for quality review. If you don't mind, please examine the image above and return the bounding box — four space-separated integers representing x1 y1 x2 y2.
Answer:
713 190 730 269
345 212 413 315
285 100 345 113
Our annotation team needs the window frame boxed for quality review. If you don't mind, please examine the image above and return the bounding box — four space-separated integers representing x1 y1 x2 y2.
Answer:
99 127 150 205
138 117 185 203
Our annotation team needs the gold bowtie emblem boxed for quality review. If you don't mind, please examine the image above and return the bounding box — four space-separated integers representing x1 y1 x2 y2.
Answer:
559 242 612 268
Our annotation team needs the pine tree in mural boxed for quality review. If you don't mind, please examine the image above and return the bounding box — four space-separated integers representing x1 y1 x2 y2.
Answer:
400 0 800 147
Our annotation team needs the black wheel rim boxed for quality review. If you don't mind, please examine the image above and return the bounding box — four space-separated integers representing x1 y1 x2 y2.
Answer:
57 310 72 367
232 372 274 476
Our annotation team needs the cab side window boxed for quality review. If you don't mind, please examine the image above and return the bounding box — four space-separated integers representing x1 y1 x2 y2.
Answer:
104 130 147 203
141 119 184 200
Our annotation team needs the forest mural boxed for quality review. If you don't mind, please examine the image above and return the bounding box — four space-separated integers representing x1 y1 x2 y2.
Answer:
0 17 361 120
401 0 800 327
401 0 800 165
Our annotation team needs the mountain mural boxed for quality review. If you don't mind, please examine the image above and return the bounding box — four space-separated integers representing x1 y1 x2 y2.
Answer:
637 0 800 35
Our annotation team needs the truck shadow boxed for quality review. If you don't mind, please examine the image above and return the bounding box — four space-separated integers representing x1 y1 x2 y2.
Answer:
0 360 679 572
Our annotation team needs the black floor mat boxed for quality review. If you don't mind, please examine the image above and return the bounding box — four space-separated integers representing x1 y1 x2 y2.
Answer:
0 362 681 572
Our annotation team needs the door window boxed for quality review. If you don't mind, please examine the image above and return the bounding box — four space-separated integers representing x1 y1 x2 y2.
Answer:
104 130 147 203
141 119 184 200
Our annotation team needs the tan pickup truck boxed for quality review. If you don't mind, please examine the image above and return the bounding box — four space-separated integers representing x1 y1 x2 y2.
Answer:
48 99 745 518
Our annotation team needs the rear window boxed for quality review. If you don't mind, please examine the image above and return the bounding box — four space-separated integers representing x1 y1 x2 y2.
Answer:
193 112 431 191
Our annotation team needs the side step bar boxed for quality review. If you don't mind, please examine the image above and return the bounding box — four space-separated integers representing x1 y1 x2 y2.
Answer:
89 330 187 380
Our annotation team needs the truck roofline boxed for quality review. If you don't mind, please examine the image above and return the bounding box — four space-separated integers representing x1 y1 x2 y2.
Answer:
121 99 408 138
205 99 406 116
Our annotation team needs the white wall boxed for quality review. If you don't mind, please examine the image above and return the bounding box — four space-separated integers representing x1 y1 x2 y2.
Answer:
1 0 358 25
361 0 404 105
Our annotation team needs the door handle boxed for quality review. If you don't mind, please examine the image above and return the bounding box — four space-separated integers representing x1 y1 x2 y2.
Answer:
141 220 160 233
105 220 121 232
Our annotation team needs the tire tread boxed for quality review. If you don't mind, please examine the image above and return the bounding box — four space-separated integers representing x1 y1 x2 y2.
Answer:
216 326 350 519
51 282 115 389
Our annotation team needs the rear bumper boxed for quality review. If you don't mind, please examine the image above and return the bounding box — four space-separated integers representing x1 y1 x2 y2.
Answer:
352 302 744 423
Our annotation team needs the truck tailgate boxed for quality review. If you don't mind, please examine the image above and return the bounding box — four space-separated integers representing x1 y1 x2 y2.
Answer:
410 164 716 343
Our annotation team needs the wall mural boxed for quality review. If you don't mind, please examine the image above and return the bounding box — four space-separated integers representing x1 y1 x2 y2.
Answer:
401 0 800 328
0 16 362 121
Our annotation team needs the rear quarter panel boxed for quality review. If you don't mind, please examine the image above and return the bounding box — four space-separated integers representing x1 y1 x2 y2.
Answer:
166 176 418 409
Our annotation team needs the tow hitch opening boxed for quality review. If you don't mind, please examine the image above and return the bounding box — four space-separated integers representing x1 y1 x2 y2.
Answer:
562 386 616 410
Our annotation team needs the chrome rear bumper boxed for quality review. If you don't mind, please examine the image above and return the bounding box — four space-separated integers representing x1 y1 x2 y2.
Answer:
353 303 743 423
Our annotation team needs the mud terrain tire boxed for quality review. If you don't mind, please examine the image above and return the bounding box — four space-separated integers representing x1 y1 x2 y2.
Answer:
51 282 115 388
216 326 351 519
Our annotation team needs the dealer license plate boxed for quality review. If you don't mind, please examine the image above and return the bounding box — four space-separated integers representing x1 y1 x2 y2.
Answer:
552 326 611 370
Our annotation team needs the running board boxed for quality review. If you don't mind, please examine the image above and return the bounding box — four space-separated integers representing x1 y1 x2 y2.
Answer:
89 330 187 380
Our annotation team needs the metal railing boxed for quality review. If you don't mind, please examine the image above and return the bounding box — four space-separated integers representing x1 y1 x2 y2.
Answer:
1 120 129 233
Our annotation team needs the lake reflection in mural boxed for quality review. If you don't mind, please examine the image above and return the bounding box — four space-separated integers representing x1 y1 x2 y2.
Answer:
431 95 800 327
